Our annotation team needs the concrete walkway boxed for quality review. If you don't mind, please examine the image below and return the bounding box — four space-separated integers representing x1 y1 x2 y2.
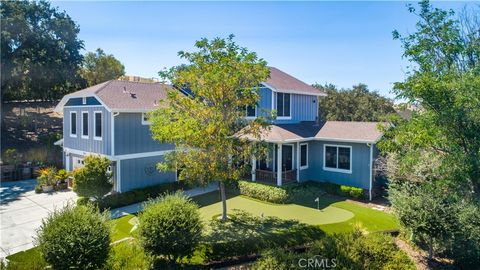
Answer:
0 179 77 258
110 183 218 218
0 180 217 257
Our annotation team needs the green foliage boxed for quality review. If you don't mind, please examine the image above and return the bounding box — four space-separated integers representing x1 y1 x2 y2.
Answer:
36 167 57 187
106 240 151 270
251 249 295 270
4 247 47 270
73 155 113 200
339 185 364 199
3 148 20 165
1 0 85 101
138 192 204 262
151 35 271 220
36 204 111 270
237 180 290 203
81 48 125 86
76 196 90 206
98 181 183 210
314 83 396 121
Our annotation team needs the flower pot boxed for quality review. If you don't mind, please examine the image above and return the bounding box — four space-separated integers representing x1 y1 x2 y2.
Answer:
42 185 54 193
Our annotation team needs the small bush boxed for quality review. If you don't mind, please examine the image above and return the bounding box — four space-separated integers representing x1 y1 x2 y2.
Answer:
36 204 111 270
76 196 90 206
73 155 113 200
237 180 290 203
340 185 365 199
106 240 151 270
251 249 294 269
138 192 203 262
99 181 183 210
36 167 57 187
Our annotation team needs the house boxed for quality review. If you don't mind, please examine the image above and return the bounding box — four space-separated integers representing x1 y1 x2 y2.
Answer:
55 67 383 199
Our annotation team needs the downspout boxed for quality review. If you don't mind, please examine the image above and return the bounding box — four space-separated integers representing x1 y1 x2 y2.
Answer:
111 112 120 192
367 143 373 201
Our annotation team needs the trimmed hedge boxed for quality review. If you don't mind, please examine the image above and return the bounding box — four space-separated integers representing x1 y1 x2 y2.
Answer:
316 182 366 199
237 180 289 203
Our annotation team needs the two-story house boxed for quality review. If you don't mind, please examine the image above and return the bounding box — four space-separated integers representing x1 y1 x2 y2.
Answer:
55 67 383 199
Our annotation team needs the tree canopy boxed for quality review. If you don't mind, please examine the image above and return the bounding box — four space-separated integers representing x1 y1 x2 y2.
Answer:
1 0 84 101
151 35 271 221
314 83 396 122
81 48 125 86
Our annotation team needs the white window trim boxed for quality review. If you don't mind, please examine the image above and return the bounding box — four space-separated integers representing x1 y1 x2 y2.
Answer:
81 111 89 139
323 144 352 174
141 113 151 125
69 111 77 138
300 143 309 170
82 97 87 104
93 111 102 141
245 105 257 119
276 92 292 120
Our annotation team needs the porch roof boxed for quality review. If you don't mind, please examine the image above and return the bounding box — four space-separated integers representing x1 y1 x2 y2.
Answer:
237 121 385 143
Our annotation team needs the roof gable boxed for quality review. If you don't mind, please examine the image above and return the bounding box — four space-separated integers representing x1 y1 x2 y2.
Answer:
264 67 326 96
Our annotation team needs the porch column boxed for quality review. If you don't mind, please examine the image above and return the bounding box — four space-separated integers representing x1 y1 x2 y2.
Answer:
296 142 300 182
251 156 256 181
277 143 282 186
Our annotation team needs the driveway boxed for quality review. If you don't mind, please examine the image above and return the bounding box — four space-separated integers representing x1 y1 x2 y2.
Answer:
0 179 77 258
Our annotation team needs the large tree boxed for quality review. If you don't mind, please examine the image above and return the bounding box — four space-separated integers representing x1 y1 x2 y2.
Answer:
81 48 125 86
1 0 84 101
150 35 270 221
314 83 396 122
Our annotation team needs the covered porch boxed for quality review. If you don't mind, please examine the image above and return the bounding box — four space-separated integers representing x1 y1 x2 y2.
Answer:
248 142 305 186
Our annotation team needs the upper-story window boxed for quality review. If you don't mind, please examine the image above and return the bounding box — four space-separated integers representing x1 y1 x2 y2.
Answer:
82 97 87 104
142 113 151 125
323 144 352 173
246 105 257 118
82 111 89 138
276 93 291 119
70 112 77 137
94 111 102 140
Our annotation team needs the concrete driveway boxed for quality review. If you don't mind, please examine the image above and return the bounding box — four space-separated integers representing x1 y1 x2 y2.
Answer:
0 179 77 258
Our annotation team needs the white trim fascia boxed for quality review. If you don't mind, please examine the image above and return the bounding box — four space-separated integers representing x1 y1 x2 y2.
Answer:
64 105 105 109
299 142 309 170
323 144 352 174
112 109 152 113
260 82 327 97
271 89 275 112
116 160 121 192
296 142 300 182
111 112 119 156
69 111 77 138
64 147 110 159
114 150 174 161
369 143 373 201
81 111 89 139
93 111 102 141
141 112 152 125
315 137 376 144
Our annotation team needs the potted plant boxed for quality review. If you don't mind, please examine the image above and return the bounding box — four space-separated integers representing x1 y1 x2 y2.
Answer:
55 169 70 190
36 167 57 192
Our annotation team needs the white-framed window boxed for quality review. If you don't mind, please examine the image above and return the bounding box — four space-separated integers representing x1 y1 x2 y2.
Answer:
94 111 102 140
81 111 89 139
323 144 352 173
70 111 77 137
141 113 151 125
245 105 257 119
82 97 87 104
300 143 308 170
276 92 291 119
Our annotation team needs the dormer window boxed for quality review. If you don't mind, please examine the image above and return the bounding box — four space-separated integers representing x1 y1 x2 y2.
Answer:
246 105 257 118
82 97 87 104
276 93 291 119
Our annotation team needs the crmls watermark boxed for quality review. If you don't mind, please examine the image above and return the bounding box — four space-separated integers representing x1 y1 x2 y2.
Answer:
298 255 337 269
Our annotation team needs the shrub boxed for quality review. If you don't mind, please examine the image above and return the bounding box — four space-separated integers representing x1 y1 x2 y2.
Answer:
36 167 57 187
237 180 290 203
251 249 294 269
138 192 203 262
340 185 365 199
76 196 90 206
106 240 151 270
55 169 69 181
73 155 113 200
36 204 111 270
98 181 184 210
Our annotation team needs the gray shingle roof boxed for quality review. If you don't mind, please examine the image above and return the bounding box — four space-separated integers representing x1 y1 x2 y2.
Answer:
238 121 385 143
264 67 326 96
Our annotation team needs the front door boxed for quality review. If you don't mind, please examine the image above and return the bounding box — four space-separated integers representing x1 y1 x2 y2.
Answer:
282 145 293 171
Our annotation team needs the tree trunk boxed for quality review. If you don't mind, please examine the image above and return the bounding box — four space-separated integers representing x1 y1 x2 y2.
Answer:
428 236 433 261
219 181 227 221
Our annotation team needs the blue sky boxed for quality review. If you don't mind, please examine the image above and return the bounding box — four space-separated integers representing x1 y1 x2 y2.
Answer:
54 1 473 99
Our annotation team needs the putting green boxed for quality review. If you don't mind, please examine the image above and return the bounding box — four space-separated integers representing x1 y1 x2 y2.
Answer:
199 196 354 225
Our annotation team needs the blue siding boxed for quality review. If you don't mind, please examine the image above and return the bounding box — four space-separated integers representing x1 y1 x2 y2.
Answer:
63 106 111 155
256 87 318 124
300 141 372 189
114 113 175 155
119 156 176 192
65 96 102 106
